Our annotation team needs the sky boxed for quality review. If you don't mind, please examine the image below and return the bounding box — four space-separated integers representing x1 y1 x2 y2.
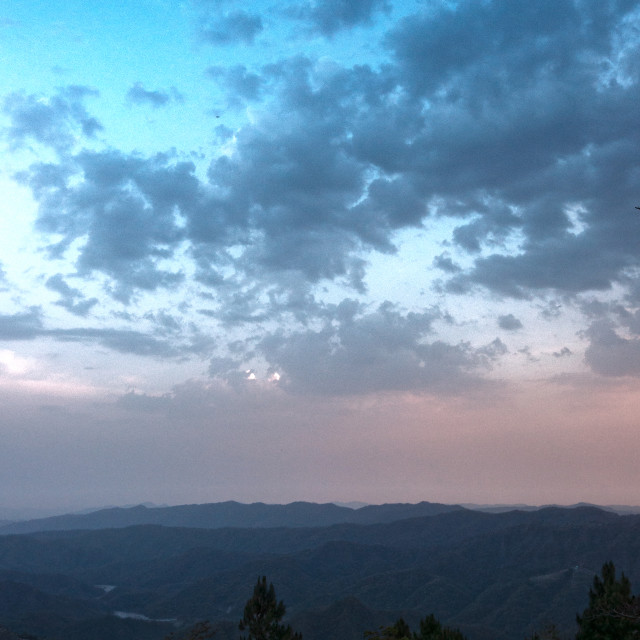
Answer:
1 0 640 515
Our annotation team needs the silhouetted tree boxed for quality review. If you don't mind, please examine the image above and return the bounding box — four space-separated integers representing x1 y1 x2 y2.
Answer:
364 618 412 639
524 623 564 640
239 576 302 640
576 561 640 639
365 614 467 640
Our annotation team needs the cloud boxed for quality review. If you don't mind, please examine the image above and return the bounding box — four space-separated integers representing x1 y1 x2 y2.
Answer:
126 83 183 108
52 327 182 357
45 274 98 316
3 86 102 153
0 308 44 340
433 253 461 274
289 0 391 36
20 150 196 302
18 3 639 322
198 10 263 45
0 303 209 359
498 314 523 331
584 321 640 377
8 1 640 399
478 337 508 360
206 65 264 105
372 1 640 299
198 57 419 290
255 301 496 395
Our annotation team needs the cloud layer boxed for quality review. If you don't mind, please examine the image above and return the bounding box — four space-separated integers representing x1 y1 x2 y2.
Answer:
3 0 640 397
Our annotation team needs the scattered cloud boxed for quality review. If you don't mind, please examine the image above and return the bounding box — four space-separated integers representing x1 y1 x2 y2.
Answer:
0 308 44 340
498 314 523 331
46 274 98 316
433 253 461 274
584 321 640 377
4 0 640 398
126 83 183 108
288 0 391 36
198 10 263 45
255 301 497 395
206 65 264 106
3 86 102 153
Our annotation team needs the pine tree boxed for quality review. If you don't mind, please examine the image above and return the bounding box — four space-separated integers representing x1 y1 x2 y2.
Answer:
365 614 467 640
364 618 412 639
239 576 302 640
576 561 640 639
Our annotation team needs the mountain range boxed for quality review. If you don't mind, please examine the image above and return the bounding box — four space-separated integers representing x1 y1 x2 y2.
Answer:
0 501 461 535
0 501 639 640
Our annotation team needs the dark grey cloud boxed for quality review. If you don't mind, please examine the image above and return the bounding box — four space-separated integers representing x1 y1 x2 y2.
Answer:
45 274 98 317
0 308 44 340
256 301 496 395
17 70 387 309
498 314 523 331
126 83 183 108
0 304 208 358
385 0 637 99
198 10 263 44
612 304 640 336
53 326 195 358
433 253 461 274
9 1 640 392
208 355 245 378
584 320 640 377
518 346 539 363
478 337 508 360
197 57 414 295
446 233 635 299
3 86 102 153
22 5 639 321
206 65 264 105
539 300 563 320
20 150 198 302
360 0 640 300
553 347 572 358
143 310 183 336
289 0 391 36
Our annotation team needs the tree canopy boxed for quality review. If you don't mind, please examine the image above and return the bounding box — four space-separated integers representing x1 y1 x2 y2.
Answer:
365 614 466 640
239 576 302 640
576 561 640 639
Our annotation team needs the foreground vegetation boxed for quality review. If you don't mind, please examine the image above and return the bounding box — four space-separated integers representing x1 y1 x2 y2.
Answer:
365 562 640 639
170 564 640 640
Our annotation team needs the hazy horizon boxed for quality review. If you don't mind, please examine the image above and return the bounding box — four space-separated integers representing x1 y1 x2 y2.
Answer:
1 1 640 513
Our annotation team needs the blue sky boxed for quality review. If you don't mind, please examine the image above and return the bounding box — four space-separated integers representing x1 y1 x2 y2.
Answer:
1 0 640 514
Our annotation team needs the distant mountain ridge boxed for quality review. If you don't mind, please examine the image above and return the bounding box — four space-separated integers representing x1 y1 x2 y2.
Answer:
0 500 463 535
462 501 640 515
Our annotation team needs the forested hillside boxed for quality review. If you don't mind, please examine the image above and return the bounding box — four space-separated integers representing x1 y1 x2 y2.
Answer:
0 504 639 639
